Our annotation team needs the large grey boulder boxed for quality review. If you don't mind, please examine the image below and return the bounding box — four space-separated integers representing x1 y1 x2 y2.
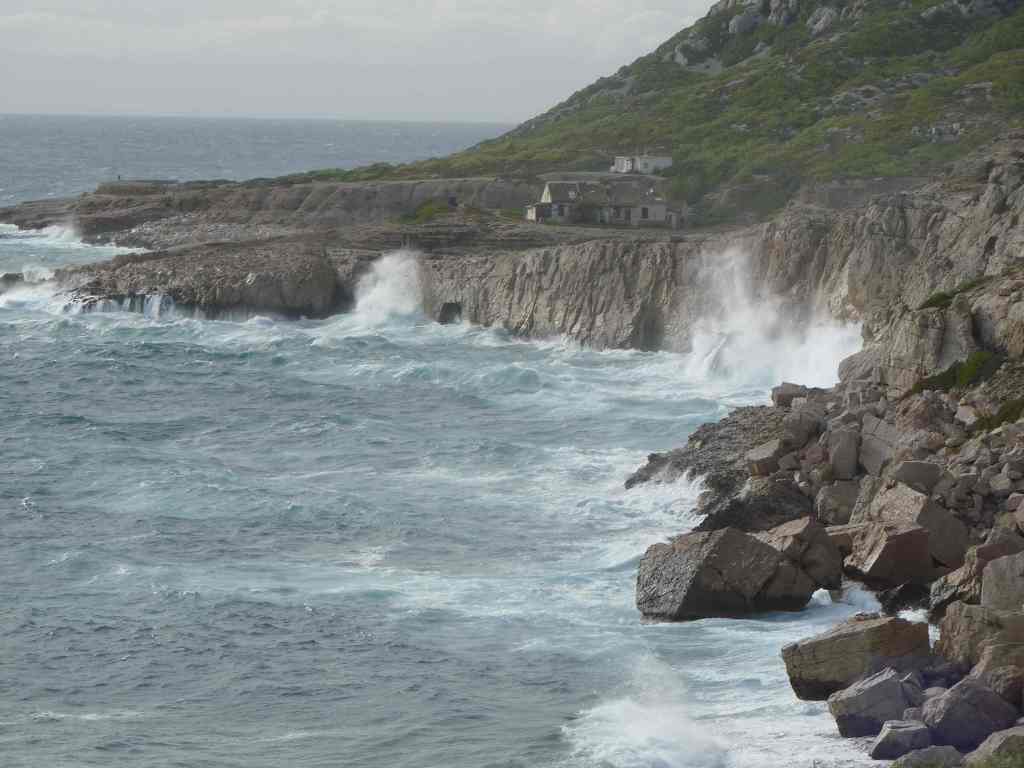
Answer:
861 413 902 476
923 678 1019 750
815 480 861 525
870 720 933 759
965 725 1024 764
829 428 861 481
891 745 964 767
635 528 816 620
693 477 813 533
845 523 934 588
781 614 931 700
828 668 913 736
863 483 968 569
756 517 843 590
983 551 1024 611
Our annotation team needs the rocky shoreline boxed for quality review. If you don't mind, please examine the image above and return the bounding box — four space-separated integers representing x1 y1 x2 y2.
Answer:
627 280 1024 763
1 131 1023 766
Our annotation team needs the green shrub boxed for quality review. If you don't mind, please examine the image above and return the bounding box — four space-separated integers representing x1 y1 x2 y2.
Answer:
402 199 452 224
919 275 992 309
905 351 1002 397
976 397 1024 431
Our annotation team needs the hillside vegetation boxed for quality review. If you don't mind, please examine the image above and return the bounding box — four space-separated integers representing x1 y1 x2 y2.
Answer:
296 0 1024 222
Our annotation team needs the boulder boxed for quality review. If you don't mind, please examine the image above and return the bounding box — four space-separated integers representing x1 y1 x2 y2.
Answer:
845 523 934 588
983 551 1024 611
870 720 933 759
892 461 945 494
864 484 968 569
747 438 786 476
815 480 861 525
829 428 860 481
931 529 1024 617
635 528 816 621
772 382 809 408
827 522 868 557
891 745 964 767
975 665 1024 708
781 614 931 700
965 725 1024 764
782 407 822 450
693 477 813 533
828 668 914 737
861 413 902 476
756 517 843 590
904 706 924 721
923 678 1019 750
937 602 1024 670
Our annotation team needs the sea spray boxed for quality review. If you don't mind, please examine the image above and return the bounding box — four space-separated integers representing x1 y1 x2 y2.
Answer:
352 250 423 325
685 247 862 390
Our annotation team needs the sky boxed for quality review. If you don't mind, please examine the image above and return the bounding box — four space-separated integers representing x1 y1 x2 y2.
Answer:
1 0 707 123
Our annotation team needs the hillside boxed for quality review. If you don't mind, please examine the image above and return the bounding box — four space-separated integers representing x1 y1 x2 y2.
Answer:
297 0 1024 223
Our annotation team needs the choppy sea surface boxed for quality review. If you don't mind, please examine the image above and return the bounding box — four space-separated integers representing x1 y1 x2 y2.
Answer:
2 116 878 768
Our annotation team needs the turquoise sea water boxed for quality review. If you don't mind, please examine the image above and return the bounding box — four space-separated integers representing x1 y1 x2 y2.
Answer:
1 116 879 768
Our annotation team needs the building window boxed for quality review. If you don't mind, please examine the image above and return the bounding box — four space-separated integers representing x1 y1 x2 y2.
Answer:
558 204 565 217
641 207 649 219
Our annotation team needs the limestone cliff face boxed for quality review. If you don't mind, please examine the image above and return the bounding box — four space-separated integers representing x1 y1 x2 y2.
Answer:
420 134 1024 386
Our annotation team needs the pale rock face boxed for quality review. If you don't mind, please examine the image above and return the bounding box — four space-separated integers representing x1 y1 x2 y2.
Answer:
781 614 931 700
982 552 1024 610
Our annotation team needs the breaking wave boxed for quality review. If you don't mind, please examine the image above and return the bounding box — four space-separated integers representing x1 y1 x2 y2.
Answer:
685 247 862 391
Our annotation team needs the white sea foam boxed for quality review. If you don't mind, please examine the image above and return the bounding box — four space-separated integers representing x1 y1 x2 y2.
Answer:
352 250 423 324
685 247 862 392
563 655 727 768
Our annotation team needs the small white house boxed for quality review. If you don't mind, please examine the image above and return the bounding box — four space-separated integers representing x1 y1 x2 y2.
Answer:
611 154 674 175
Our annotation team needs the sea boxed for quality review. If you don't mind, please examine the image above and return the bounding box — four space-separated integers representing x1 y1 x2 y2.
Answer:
2 114 882 768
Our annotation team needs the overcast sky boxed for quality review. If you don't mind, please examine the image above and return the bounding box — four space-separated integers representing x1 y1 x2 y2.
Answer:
2 0 707 123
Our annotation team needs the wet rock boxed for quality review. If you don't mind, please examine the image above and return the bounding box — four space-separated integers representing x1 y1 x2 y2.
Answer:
891 745 964 767
635 528 816 621
829 668 914 737
982 551 1024 610
965 725 1024 764
845 523 934 588
694 477 812 533
924 678 1019 750
870 720 933 759
756 517 843 590
781 614 931 700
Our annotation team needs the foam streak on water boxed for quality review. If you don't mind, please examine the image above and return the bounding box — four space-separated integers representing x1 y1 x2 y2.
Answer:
0 233 873 768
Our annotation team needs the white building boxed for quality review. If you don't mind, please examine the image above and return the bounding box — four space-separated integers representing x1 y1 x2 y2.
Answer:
610 154 674 175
